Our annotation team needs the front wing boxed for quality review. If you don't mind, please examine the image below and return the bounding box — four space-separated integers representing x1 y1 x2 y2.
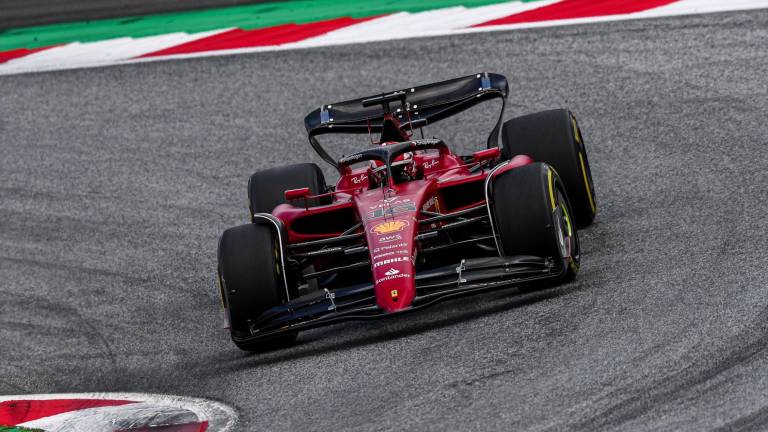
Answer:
234 255 567 344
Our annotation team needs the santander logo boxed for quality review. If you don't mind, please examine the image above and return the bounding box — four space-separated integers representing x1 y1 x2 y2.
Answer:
384 268 399 276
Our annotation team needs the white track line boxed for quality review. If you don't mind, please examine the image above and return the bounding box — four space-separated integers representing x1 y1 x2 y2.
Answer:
294 0 562 47
450 0 768 34
1 393 237 432
0 28 231 74
633 0 768 17
21 402 200 432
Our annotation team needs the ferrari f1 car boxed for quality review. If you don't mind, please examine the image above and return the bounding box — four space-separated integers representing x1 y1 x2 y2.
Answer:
217 72 597 351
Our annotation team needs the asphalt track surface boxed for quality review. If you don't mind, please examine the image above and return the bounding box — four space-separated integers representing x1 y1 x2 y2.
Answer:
2 9 768 431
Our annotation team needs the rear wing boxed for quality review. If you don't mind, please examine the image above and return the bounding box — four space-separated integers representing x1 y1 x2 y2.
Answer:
304 72 509 168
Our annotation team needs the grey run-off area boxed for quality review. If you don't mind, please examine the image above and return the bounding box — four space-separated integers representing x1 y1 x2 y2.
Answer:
1 9 768 431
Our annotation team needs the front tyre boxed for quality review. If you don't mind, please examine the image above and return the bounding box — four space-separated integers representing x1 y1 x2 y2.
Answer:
501 109 596 228
491 163 579 281
217 223 297 351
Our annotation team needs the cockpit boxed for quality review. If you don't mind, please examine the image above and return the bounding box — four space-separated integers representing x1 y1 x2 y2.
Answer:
337 139 448 190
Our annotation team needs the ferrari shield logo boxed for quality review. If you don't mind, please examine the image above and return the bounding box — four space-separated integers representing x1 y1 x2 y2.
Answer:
370 220 408 235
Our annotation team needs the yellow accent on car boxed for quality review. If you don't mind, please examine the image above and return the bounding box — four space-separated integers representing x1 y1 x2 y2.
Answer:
579 152 596 213
547 168 556 211
372 220 408 235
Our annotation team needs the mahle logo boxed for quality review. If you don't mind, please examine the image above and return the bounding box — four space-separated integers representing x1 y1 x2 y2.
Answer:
374 256 410 268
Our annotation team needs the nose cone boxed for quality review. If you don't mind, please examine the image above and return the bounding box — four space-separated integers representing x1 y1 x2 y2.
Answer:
366 218 417 312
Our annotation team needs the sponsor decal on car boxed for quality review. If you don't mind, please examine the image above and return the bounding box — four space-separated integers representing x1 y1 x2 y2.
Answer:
370 220 409 235
384 268 400 276
373 256 410 268
372 242 408 253
377 234 403 243
375 273 411 284
368 202 417 219
339 153 364 164
423 159 439 169
374 251 396 260
378 196 401 206
373 249 410 260
350 173 367 184
369 198 410 210
421 196 437 212
367 199 417 219
305 246 342 256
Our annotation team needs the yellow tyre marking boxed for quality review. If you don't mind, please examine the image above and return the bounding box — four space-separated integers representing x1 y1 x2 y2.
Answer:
274 240 282 275
561 201 573 237
547 168 556 211
579 152 596 214
216 274 226 309
571 116 581 144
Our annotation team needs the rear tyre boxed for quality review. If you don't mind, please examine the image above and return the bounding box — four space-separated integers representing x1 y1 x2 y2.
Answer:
491 163 579 281
248 162 328 219
217 223 297 351
501 109 596 228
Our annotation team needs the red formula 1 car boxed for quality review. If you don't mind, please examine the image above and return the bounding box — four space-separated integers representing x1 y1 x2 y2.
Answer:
217 72 597 351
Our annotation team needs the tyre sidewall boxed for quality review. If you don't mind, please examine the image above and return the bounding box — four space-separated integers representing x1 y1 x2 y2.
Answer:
490 162 579 278
501 109 596 227
218 223 284 339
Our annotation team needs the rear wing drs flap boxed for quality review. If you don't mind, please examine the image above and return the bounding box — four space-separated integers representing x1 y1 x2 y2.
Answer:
304 72 509 168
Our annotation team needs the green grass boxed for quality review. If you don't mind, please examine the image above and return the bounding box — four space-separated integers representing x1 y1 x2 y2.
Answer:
0 426 45 432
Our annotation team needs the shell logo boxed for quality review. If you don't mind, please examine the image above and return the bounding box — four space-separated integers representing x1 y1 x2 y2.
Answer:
370 220 408 235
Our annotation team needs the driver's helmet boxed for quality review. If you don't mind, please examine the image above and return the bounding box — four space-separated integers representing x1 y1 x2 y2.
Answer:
392 152 417 184
367 152 417 188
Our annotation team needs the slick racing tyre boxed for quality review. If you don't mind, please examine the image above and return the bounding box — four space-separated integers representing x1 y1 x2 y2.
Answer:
501 109 596 228
491 163 579 281
217 223 297 351
248 162 328 219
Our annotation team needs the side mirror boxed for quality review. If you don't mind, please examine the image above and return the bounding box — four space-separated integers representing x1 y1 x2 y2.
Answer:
472 147 501 162
284 187 311 201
